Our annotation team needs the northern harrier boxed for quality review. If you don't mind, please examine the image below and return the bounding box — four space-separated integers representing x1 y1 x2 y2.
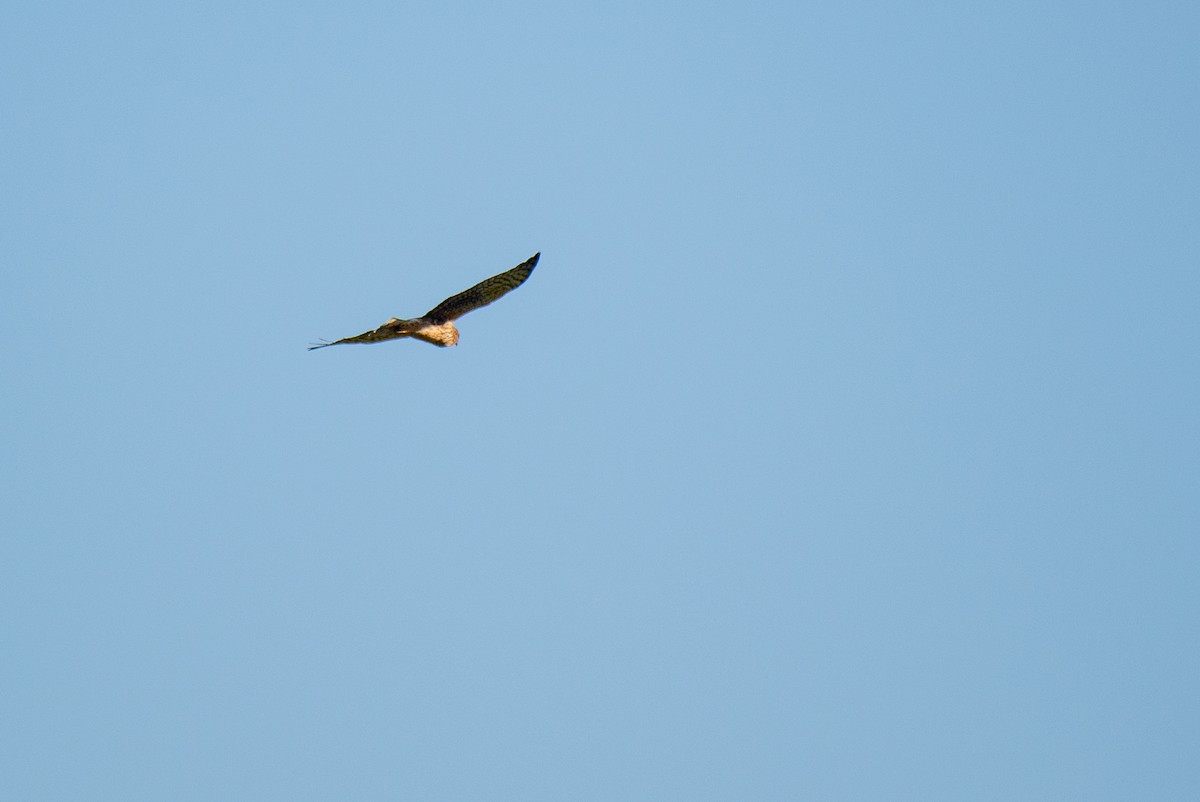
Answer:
309 252 539 350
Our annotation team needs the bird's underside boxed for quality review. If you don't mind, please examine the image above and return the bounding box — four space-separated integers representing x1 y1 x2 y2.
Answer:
309 252 539 351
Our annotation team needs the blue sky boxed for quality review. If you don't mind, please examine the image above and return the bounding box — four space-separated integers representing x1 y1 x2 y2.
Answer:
2 1 1198 799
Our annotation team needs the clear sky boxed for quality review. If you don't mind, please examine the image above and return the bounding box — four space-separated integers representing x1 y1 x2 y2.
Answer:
2 1 1198 799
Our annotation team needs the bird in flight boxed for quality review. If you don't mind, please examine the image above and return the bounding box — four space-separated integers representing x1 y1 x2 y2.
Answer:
309 252 539 350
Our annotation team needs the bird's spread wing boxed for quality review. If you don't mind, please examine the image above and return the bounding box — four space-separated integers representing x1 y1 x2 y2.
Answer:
422 252 539 324
308 319 406 350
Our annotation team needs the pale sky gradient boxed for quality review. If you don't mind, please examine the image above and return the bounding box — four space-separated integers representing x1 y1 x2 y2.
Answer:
3 2 1198 799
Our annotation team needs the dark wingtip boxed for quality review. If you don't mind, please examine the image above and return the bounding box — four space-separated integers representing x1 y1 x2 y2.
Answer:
528 251 540 267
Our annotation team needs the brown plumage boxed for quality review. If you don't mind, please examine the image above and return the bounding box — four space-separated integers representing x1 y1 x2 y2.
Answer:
309 252 539 350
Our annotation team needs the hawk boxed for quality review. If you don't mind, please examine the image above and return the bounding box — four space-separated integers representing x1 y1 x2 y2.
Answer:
309 252 539 350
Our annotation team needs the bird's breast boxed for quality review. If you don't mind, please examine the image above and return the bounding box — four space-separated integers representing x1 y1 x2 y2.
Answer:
410 320 459 347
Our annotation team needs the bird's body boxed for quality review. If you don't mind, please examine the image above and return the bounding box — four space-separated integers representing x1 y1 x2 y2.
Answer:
310 252 539 350
406 319 461 347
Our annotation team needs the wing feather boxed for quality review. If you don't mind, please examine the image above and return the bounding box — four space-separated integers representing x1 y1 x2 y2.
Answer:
307 319 408 349
423 252 539 323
